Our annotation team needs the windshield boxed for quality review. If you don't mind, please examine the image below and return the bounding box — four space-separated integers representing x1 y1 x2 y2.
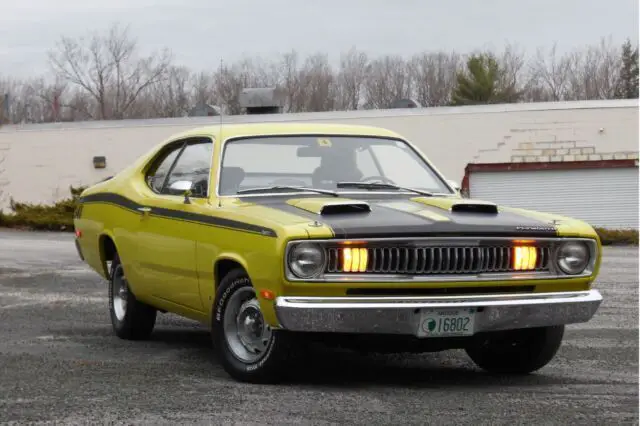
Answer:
217 135 452 196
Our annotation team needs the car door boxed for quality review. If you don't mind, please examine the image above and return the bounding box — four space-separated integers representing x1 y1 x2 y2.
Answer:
135 137 214 313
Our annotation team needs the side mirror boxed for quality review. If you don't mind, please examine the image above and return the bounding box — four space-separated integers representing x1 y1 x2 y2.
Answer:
168 180 193 203
169 180 193 192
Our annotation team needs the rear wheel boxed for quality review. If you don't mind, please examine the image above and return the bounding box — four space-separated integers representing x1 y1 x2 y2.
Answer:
211 268 296 383
108 253 157 340
465 325 565 374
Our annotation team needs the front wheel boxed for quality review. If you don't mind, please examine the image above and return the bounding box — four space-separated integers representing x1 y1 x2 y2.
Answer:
211 268 296 383
465 325 565 374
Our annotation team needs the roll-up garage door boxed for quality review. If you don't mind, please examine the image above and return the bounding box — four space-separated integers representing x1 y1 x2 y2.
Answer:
468 165 638 229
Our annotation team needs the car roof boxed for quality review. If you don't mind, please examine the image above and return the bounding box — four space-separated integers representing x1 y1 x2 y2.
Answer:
167 122 405 142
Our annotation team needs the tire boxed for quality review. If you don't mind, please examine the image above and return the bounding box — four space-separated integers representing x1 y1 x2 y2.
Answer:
108 252 157 340
465 325 565 374
211 268 295 383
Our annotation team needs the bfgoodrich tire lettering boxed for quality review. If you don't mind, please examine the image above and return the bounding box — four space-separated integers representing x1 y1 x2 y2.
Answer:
108 253 157 340
465 325 565 374
211 268 294 383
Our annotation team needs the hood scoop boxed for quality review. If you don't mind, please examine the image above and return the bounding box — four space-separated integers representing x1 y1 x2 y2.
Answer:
320 202 371 215
287 198 371 215
411 197 499 214
451 202 498 214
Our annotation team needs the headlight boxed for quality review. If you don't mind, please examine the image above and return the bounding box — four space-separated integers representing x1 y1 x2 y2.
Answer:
556 241 590 275
288 243 326 278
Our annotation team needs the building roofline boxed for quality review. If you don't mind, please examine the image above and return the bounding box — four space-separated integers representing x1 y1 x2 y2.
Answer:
465 159 639 173
1 99 637 134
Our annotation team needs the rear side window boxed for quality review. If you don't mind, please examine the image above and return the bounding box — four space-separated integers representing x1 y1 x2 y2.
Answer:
162 141 213 197
148 147 182 192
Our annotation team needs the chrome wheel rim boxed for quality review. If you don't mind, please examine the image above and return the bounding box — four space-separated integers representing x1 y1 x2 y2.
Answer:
223 287 273 363
112 264 128 321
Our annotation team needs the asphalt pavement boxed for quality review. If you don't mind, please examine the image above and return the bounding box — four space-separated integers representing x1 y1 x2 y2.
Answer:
0 229 638 425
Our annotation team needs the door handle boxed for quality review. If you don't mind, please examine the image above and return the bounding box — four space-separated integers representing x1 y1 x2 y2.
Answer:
137 207 151 213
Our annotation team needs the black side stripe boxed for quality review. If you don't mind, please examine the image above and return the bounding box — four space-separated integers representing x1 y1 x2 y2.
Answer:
78 193 277 238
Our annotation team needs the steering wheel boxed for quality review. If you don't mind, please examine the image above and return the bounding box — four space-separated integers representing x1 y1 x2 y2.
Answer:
191 179 208 197
360 175 396 185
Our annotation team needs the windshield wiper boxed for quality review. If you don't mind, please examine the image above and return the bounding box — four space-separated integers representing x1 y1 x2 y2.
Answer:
235 186 339 197
336 181 434 197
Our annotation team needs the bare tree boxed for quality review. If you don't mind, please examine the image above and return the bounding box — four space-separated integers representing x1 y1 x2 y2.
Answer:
495 43 527 95
0 152 6 210
63 89 94 121
145 65 192 117
565 37 621 100
212 64 242 115
334 47 369 110
294 53 335 112
47 23 172 119
0 77 69 123
191 72 215 106
363 55 412 109
408 51 461 106
527 43 573 101
0 78 28 123
30 77 70 122
0 136 7 209
0 78 20 123
238 56 281 88
276 50 303 113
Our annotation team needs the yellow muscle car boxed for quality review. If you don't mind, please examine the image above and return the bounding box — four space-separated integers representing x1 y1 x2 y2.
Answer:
73 122 603 383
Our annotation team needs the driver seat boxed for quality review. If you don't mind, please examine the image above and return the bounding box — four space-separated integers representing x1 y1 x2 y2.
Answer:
219 167 245 195
311 155 363 189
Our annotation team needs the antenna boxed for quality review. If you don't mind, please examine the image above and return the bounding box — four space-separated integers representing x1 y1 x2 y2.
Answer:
219 57 224 128
217 57 224 208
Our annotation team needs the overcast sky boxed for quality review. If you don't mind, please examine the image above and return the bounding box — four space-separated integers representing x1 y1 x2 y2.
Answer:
1 0 638 78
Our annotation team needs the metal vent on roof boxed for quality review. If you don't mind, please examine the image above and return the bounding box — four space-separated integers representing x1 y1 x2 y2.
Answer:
239 88 285 115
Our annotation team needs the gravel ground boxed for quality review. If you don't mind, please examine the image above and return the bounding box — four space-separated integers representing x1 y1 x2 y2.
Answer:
0 229 637 425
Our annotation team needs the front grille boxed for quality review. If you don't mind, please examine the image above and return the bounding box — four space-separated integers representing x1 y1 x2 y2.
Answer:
325 244 550 275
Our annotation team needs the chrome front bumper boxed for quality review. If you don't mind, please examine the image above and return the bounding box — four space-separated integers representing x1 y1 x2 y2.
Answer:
274 290 603 337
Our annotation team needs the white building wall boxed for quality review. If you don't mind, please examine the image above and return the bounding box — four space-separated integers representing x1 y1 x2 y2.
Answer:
0 99 637 212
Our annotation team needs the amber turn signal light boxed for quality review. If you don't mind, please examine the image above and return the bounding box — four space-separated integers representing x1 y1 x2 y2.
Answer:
342 247 368 273
259 289 275 300
513 246 537 271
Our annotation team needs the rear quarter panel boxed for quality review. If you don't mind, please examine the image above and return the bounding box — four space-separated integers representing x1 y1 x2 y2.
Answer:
74 177 147 285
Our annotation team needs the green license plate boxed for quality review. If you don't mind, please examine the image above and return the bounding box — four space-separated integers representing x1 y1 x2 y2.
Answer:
417 307 477 338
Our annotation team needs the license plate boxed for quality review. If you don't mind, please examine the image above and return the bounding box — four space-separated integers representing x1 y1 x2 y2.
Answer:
417 307 477 338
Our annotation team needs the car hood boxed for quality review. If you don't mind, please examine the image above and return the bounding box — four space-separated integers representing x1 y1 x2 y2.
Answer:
245 195 595 239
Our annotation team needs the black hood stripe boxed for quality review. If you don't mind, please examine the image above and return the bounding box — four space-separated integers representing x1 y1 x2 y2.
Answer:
78 193 277 237
249 195 558 239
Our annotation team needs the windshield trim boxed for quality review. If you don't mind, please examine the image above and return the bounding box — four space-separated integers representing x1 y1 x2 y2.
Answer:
214 133 456 198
